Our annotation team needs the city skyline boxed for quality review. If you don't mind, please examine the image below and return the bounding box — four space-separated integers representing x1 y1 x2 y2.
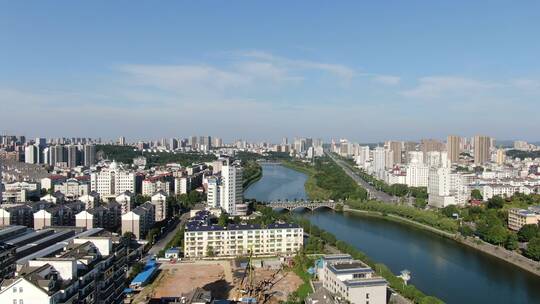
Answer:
2 1 540 141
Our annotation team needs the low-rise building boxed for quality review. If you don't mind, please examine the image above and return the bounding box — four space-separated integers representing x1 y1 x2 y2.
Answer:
115 191 134 214
2 182 39 203
184 214 303 258
508 206 540 231
54 178 90 200
0 232 128 304
0 204 34 227
317 254 387 304
121 202 155 240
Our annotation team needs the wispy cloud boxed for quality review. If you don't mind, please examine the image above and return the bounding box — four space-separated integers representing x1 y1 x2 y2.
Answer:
373 75 401 85
238 50 356 82
401 76 496 99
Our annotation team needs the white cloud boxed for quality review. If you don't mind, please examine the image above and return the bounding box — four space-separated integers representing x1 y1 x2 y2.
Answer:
117 64 249 91
373 75 401 85
238 50 356 81
401 76 496 99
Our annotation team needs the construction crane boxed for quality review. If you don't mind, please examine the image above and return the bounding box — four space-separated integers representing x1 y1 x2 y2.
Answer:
236 250 286 304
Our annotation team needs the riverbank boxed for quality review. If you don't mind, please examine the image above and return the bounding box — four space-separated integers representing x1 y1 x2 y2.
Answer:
343 206 540 277
280 160 332 200
281 159 368 202
242 161 263 189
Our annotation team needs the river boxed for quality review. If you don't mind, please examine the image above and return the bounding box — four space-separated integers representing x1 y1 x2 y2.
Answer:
245 163 540 304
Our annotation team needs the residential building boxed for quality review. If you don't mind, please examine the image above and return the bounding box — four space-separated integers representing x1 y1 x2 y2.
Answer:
2 182 39 203
508 207 540 231
474 135 491 165
0 204 34 227
83 144 96 167
184 213 303 258
121 202 155 240
151 191 168 222
447 135 461 164
75 203 121 230
115 191 134 214
317 254 387 304
220 159 243 215
0 233 128 304
90 161 136 198
54 178 90 199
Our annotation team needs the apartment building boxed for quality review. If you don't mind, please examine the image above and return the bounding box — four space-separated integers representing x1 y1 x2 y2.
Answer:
151 191 168 222
115 191 134 214
121 202 155 240
317 254 387 304
0 233 128 304
79 192 100 209
90 161 135 199
2 182 39 203
34 205 77 230
0 204 34 227
75 202 121 231
184 215 303 258
54 178 90 199
142 175 173 196
508 206 540 231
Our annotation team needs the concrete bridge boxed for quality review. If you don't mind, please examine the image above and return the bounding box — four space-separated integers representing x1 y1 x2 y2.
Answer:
265 201 340 211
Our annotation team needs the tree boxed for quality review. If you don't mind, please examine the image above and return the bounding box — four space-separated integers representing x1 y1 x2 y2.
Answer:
206 246 215 257
505 233 519 250
525 237 540 261
476 212 508 245
517 224 540 242
217 213 228 227
414 198 427 209
123 231 135 240
471 189 483 200
486 196 504 209
441 205 459 218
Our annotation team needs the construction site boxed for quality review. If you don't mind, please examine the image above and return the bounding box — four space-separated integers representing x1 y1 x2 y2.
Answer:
128 257 304 304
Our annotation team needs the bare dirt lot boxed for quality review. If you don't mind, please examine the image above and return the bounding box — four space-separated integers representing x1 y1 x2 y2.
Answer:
154 261 235 299
131 260 303 303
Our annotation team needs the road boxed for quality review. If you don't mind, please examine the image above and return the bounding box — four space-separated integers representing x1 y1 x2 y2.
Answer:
147 212 190 257
326 152 397 203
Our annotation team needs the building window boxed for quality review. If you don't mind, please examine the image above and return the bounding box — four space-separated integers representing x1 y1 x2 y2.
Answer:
19 300 24 304
19 287 23 293
366 293 370 299
13 287 17 293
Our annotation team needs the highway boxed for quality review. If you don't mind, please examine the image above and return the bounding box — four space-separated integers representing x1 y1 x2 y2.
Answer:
326 152 397 203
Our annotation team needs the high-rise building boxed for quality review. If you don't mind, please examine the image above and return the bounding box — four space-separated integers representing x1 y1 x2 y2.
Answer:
67 145 78 168
447 135 461 164
84 144 96 167
207 176 220 208
118 136 126 145
49 145 65 167
24 145 38 164
90 161 136 198
496 148 506 165
373 147 386 178
474 135 491 165
421 139 444 163
169 138 178 150
387 141 403 164
219 159 243 215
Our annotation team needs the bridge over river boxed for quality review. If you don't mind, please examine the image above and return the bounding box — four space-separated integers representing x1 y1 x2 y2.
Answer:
263 200 340 211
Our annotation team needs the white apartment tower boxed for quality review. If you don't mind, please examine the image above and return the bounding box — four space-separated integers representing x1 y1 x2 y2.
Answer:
90 161 135 198
220 159 243 215
207 176 220 208
372 147 386 178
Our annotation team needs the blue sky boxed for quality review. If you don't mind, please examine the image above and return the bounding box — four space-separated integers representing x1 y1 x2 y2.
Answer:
1 1 539 142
